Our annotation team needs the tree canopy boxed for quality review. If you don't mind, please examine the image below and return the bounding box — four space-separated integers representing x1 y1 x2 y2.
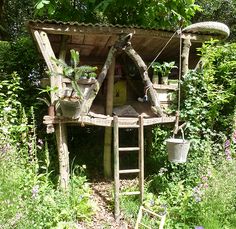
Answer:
35 0 200 29
193 0 236 40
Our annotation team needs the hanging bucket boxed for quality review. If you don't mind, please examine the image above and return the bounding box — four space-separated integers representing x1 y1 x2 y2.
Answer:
166 130 190 163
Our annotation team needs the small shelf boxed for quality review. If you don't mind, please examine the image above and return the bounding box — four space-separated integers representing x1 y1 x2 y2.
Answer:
153 84 178 91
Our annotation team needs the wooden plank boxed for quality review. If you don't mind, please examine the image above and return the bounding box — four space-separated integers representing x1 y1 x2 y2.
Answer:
84 34 110 46
139 115 144 203
135 206 143 229
32 29 59 104
119 147 140 151
135 206 166 229
142 207 163 218
120 191 140 196
43 115 176 126
153 84 178 91
160 214 166 229
119 169 140 174
113 115 120 220
71 34 85 45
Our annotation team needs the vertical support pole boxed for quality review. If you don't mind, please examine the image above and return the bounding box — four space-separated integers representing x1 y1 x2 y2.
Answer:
104 56 116 178
113 115 120 220
33 29 70 190
56 122 69 190
145 126 152 156
56 36 70 190
182 36 191 76
139 115 144 203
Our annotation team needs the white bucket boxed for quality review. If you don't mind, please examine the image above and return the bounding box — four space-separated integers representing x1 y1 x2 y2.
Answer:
166 138 190 163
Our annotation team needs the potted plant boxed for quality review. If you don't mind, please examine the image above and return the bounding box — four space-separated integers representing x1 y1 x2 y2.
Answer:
53 49 97 118
151 61 177 85
37 85 59 117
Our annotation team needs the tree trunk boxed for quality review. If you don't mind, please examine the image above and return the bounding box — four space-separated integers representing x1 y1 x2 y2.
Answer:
182 36 191 76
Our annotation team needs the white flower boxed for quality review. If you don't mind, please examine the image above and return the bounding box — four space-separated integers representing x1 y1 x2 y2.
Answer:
4 107 11 112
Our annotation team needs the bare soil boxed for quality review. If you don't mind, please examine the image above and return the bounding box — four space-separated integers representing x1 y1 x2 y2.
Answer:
77 180 137 229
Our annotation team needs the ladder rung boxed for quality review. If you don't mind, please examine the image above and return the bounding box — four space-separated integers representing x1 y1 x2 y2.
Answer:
139 223 152 229
120 191 141 196
118 125 139 128
119 169 140 174
119 147 140 151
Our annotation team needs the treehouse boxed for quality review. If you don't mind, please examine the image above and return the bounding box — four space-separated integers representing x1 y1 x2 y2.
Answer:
28 20 229 219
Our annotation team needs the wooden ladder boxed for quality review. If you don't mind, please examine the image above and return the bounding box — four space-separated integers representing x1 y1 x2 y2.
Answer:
113 115 144 220
135 206 166 229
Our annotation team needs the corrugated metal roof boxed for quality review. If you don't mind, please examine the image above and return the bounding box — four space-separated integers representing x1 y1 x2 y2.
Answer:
27 19 173 32
28 19 215 67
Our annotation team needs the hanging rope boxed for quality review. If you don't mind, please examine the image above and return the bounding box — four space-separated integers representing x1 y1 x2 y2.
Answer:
177 28 182 113
147 31 178 70
173 28 183 135
145 27 184 133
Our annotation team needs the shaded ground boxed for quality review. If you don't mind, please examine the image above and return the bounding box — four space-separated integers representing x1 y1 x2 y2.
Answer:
77 180 137 229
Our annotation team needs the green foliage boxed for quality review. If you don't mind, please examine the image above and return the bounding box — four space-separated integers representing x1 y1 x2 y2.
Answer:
53 49 97 98
0 0 35 39
145 41 236 227
197 160 236 228
0 37 44 113
152 61 177 77
34 0 200 29
182 40 236 136
0 72 95 229
193 0 236 40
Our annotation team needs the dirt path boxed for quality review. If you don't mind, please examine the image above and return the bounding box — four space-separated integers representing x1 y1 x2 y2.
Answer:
77 180 133 229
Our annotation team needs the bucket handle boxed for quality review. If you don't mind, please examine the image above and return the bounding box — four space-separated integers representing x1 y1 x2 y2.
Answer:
173 123 186 140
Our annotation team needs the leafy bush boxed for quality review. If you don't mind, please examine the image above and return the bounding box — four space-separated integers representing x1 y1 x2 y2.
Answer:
196 160 236 229
145 41 236 228
0 74 95 229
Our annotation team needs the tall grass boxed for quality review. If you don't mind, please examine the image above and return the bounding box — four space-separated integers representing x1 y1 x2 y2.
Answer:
0 73 95 228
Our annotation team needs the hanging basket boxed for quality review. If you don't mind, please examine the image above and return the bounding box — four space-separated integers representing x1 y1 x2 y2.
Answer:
166 129 190 163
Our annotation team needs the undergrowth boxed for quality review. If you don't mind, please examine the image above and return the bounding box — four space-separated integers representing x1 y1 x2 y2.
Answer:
0 73 95 229
121 41 236 228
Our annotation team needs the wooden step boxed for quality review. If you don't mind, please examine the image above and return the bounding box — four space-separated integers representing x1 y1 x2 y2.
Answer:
119 169 140 174
120 191 141 196
119 147 140 151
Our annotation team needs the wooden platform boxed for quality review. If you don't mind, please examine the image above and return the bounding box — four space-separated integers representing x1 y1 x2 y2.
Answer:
43 115 176 127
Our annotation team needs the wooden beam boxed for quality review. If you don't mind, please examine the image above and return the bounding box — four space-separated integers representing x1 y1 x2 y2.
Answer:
113 116 120 220
43 115 177 127
103 56 116 178
32 29 59 104
138 115 144 203
77 45 117 115
124 43 164 117
54 37 70 190
56 122 69 190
